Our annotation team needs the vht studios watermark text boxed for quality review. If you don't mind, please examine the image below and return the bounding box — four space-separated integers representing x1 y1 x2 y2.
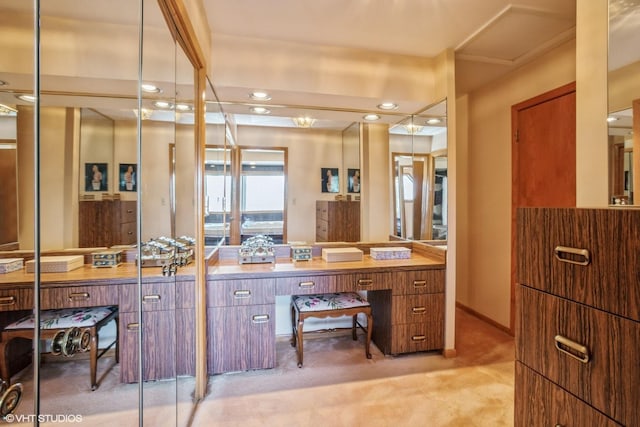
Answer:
4 413 83 423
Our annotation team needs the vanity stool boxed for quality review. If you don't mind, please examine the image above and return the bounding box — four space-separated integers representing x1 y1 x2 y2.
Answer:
290 292 372 367
0 306 119 391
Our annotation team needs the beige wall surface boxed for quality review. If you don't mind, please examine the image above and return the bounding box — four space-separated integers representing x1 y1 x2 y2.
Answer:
458 39 576 327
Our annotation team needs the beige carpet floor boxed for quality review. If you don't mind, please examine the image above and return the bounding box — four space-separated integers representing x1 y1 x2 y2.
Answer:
8 308 515 426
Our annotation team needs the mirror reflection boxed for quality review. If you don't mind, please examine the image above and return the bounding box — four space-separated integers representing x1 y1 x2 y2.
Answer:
608 0 640 205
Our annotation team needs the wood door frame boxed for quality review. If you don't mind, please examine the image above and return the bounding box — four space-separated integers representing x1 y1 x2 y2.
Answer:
510 81 576 332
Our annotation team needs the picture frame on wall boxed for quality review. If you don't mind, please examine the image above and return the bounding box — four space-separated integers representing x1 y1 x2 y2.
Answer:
321 167 339 193
85 163 108 192
348 168 360 193
119 163 137 192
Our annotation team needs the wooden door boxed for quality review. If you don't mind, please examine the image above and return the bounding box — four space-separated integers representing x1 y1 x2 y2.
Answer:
511 82 576 330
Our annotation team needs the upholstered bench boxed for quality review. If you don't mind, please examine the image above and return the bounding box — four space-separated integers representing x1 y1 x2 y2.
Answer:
290 292 372 367
0 306 119 391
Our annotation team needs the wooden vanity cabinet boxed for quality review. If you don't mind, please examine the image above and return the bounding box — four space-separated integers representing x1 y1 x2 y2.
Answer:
79 199 137 247
207 279 276 374
315 200 360 242
515 208 640 426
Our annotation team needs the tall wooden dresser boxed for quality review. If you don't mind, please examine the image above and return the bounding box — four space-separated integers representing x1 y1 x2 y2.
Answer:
315 200 360 242
79 200 137 247
515 207 640 426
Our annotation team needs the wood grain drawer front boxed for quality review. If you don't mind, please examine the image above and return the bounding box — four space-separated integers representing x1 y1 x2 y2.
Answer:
276 275 336 295
0 289 33 311
515 362 621 427
391 269 445 296
316 201 328 220
517 286 640 426
315 219 329 240
119 201 137 223
175 280 195 309
337 272 390 292
119 221 136 244
119 283 176 312
392 294 444 325
41 285 118 309
207 304 276 374
391 319 443 354
208 279 275 307
517 207 640 321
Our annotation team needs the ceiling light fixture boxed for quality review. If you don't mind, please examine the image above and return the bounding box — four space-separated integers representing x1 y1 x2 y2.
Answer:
292 116 316 128
15 94 36 103
404 124 423 134
426 118 442 125
606 116 619 122
153 100 173 109
363 114 380 121
175 103 192 112
250 106 270 115
249 91 271 101
0 104 17 116
141 83 161 93
377 102 398 110
133 108 153 120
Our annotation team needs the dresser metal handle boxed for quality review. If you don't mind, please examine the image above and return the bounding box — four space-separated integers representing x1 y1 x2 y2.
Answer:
127 231 133 235
298 281 315 288
68 292 90 301
357 279 373 288
252 314 270 324
143 294 161 302
412 307 426 314
411 335 426 342
413 280 427 288
0 296 16 306
554 335 590 363
233 290 251 298
554 246 590 266
126 209 133 213
127 323 139 331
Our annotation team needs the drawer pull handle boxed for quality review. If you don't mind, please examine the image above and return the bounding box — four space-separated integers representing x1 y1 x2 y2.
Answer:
554 335 590 364
128 231 133 235
413 280 427 288
554 246 590 266
252 314 270 324
233 290 251 298
0 296 16 306
127 323 139 331
357 279 373 288
298 281 315 288
127 209 133 213
411 335 426 342
412 307 426 314
68 292 90 301
143 294 161 302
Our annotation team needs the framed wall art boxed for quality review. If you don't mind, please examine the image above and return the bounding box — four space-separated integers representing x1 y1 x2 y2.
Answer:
348 168 360 193
321 167 339 193
119 163 137 192
85 163 108 192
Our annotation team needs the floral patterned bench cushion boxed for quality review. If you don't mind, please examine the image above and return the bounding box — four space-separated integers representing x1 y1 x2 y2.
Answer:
5 306 117 330
293 292 369 312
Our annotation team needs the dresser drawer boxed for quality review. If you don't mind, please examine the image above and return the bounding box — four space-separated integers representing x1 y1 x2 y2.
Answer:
515 362 621 427
517 207 640 321
119 201 137 223
336 272 391 292
316 202 329 221
315 219 328 240
391 269 445 296
119 282 176 312
516 286 640 426
119 221 136 244
0 289 33 311
392 294 444 325
276 275 336 295
41 285 118 309
391 320 443 354
208 279 275 307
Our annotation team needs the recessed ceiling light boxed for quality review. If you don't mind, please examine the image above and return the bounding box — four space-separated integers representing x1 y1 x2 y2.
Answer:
249 91 271 101
141 83 161 93
363 114 380 121
606 116 619 122
153 100 173 109
426 118 442 125
250 106 270 115
377 102 398 110
15 94 36 103
175 103 192 111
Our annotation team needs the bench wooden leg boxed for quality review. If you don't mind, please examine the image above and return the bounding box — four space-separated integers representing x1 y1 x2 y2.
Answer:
89 328 98 391
296 315 305 368
290 304 297 349
365 311 373 359
0 339 12 385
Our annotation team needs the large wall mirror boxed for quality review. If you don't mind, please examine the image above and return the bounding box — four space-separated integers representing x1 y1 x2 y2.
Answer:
0 0 205 423
608 0 640 205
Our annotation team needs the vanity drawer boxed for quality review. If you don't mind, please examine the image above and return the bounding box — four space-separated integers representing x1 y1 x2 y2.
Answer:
392 294 444 325
208 279 275 307
336 272 391 292
516 285 640 426
119 201 137 223
315 219 329 240
119 282 176 312
391 269 445 296
0 289 33 311
41 285 118 309
515 362 621 427
517 207 640 321
276 275 336 295
391 319 444 354
119 221 137 245
316 202 329 221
